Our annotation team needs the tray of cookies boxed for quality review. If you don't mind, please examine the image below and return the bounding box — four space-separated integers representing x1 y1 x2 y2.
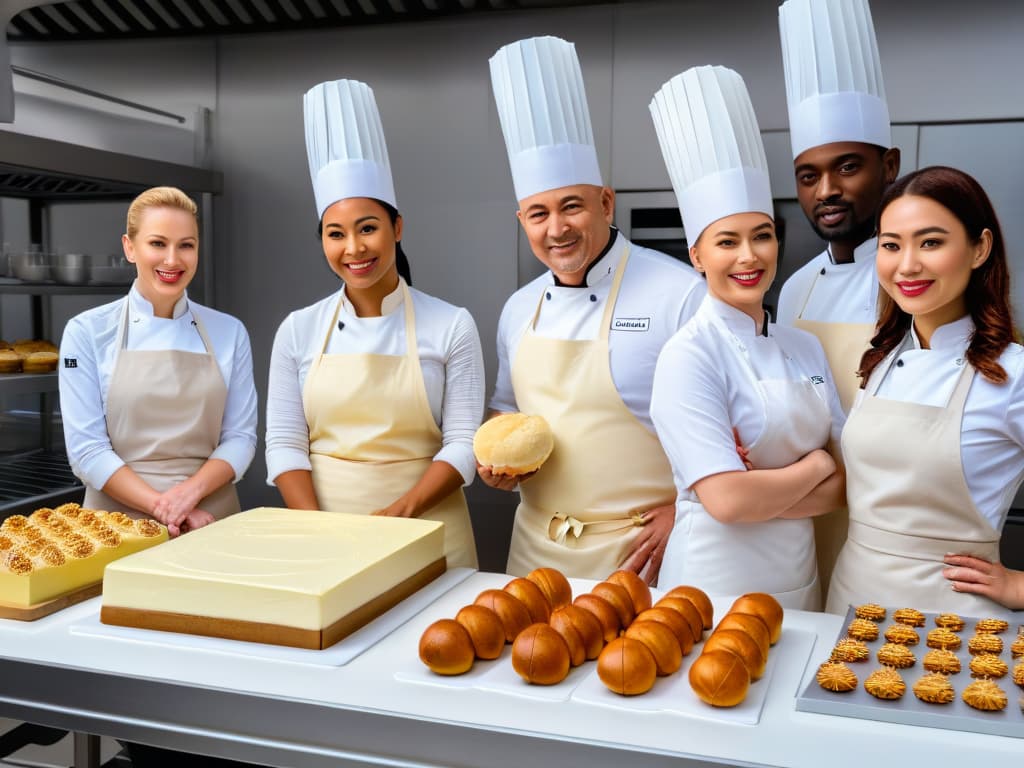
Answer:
796 604 1024 739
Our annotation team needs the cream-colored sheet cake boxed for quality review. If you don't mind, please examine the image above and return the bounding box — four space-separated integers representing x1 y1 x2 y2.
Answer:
101 507 446 649
0 506 168 608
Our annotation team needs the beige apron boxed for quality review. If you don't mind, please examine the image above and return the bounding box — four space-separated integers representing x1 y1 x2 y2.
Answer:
827 354 1003 614
659 312 830 610
303 281 477 570
793 267 876 599
83 301 240 520
506 247 676 580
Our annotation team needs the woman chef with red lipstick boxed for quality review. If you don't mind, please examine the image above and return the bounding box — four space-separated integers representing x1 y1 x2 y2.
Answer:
59 186 258 535
828 166 1024 614
265 79 484 569
648 67 845 610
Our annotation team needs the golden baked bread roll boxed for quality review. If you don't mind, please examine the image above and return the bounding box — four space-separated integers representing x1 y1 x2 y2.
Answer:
526 567 572 609
550 605 604 660
655 596 704 645
591 581 635 628
13 339 56 355
473 413 554 475
714 613 770 660
547 609 586 667
511 623 570 685
22 352 58 374
474 589 532 643
455 605 505 660
690 649 751 706
624 619 682 676
704 628 766 680
662 585 714 630
503 577 552 623
607 569 652 613
729 593 783 645
0 350 21 373
635 607 694 657
419 619 475 675
573 593 622 643
597 636 657 695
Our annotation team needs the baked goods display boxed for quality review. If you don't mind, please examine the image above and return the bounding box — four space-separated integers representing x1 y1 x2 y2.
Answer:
1 504 168 610
799 604 1022 738
962 679 1008 711
472 413 554 476
102 508 445 650
0 339 58 374
864 667 906 700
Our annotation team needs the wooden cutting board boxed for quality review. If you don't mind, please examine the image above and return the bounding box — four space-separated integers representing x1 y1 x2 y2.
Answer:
0 581 102 621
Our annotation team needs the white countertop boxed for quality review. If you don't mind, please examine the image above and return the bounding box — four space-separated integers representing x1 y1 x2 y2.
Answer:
1 571 1021 767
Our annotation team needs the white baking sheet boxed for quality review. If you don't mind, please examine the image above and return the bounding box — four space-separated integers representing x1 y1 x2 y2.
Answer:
67 567 475 667
571 627 815 724
795 607 1024 739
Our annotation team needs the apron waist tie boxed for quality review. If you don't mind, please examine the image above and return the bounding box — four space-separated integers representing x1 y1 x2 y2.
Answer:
848 519 999 562
549 510 646 544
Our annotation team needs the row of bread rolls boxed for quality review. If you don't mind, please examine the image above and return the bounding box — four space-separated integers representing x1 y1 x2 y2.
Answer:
419 567 573 676
0 339 58 373
688 593 784 707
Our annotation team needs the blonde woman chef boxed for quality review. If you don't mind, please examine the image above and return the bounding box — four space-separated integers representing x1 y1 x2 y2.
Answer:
59 186 258 536
265 79 484 569
649 67 846 609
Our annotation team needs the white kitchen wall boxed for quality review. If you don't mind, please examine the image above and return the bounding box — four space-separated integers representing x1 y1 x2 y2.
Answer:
4 0 1022 568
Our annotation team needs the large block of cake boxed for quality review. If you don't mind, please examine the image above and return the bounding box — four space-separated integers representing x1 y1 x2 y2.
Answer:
101 507 447 650
0 505 168 610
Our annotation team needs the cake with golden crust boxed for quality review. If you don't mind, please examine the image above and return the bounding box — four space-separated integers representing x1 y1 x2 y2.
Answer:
0 505 167 607
101 508 446 650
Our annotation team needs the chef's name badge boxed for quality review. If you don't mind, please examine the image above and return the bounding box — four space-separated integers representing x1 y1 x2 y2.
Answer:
809 375 825 385
612 317 650 332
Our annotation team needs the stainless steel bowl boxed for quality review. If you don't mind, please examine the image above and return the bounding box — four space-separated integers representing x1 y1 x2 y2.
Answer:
53 253 90 285
11 252 50 282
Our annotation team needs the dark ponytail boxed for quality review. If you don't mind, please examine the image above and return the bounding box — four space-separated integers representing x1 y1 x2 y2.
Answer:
316 198 412 286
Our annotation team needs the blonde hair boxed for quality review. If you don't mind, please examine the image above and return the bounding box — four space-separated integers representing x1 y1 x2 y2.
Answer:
125 187 198 240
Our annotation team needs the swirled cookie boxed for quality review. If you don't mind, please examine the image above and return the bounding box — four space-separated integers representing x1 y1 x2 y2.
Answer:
1012 662 1023 688
854 603 886 621
974 618 1009 634
884 624 920 646
934 613 965 631
927 628 962 650
923 649 962 675
817 661 858 692
913 672 955 704
968 633 1003 656
847 618 879 641
970 653 1008 679
1011 633 1024 659
831 637 870 663
962 679 1007 711
864 667 906 700
893 608 926 627
877 642 916 669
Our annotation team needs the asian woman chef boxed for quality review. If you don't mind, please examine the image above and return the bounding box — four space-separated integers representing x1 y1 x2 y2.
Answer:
649 66 846 609
828 166 1024 614
265 79 484 569
59 186 258 536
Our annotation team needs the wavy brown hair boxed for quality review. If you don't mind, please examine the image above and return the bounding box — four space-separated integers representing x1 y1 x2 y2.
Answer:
859 166 1013 385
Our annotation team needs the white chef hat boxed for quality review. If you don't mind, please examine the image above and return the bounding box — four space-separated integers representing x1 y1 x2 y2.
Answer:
489 36 603 203
779 0 891 159
303 79 397 218
649 66 773 244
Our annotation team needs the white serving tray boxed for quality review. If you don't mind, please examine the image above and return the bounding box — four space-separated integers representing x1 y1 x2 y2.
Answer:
68 567 475 667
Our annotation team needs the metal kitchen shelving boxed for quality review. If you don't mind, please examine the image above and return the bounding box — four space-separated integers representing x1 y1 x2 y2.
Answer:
0 132 221 518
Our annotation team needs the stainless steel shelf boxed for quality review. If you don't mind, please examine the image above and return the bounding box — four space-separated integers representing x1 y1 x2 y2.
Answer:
0 281 129 296
0 450 82 516
0 372 57 396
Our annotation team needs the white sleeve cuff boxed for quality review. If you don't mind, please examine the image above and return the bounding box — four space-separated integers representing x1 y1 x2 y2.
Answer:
210 438 256 483
265 448 314 486
81 451 127 493
434 443 477 486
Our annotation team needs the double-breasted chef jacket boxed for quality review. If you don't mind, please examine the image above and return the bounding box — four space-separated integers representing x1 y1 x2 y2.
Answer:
491 228 706 578
828 316 1024 614
651 295 845 609
265 279 485 568
59 283 258 516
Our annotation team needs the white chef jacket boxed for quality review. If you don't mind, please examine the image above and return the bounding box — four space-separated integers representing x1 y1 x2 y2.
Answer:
776 238 880 325
59 283 258 491
855 315 1024 531
651 295 846 504
265 281 484 486
490 230 706 432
